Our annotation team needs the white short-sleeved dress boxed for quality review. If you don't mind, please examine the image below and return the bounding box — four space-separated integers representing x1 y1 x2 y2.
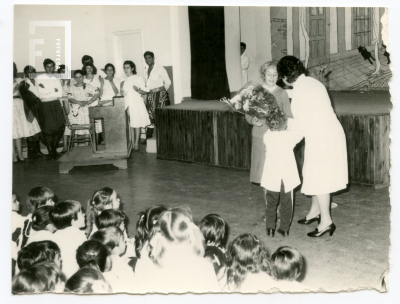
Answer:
13 78 41 139
122 75 151 128
289 74 348 195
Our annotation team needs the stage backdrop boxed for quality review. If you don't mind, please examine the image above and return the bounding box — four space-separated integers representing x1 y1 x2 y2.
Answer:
188 6 231 100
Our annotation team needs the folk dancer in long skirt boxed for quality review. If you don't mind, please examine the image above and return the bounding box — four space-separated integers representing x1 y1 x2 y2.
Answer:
143 51 171 143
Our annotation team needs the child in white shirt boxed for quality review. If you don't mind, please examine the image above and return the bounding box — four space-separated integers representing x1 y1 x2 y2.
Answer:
50 200 87 279
91 226 136 293
261 128 303 237
26 206 57 245
12 193 26 276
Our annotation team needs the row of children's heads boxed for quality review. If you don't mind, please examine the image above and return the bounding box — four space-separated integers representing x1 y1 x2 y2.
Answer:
13 235 122 294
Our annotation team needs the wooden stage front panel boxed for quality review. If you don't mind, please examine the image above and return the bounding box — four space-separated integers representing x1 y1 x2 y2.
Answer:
157 91 390 189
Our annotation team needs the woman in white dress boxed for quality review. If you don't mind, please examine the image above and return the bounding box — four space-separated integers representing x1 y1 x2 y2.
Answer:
121 60 151 151
277 56 348 237
83 62 103 143
13 63 41 162
100 63 120 103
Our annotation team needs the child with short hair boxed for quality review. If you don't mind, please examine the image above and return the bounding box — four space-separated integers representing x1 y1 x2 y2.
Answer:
91 226 136 292
95 209 135 261
270 246 307 292
85 187 121 237
20 187 55 249
17 240 62 272
65 267 112 294
76 240 128 292
261 128 304 237
199 214 228 276
12 262 66 294
50 200 87 279
26 206 57 245
12 192 26 276
223 234 274 292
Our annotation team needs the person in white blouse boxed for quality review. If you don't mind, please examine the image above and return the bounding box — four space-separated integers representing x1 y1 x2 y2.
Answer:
241 42 250 86
100 63 120 103
261 127 304 237
35 59 65 160
143 51 171 143
277 56 348 237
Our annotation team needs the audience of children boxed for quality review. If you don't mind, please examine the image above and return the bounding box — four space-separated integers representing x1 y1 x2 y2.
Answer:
12 187 308 294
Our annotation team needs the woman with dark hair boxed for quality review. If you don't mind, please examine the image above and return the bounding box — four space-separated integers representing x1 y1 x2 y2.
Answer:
277 56 348 237
143 51 171 143
121 60 150 151
100 63 120 103
12 62 41 162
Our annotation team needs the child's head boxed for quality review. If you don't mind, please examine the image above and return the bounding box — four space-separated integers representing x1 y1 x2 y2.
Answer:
199 214 227 248
65 267 112 294
96 209 126 231
148 207 205 265
91 187 120 212
12 192 20 212
32 205 57 233
76 240 110 273
26 187 55 213
134 205 168 258
17 241 62 272
270 246 304 281
226 234 271 289
50 200 85 230
12 262 65 293
91 226 126 257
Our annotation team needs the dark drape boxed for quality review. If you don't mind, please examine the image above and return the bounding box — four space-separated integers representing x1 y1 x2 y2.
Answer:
188 6 231 100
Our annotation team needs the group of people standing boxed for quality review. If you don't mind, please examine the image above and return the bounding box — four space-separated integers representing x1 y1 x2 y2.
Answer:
13 51 171 160
245 56 348 239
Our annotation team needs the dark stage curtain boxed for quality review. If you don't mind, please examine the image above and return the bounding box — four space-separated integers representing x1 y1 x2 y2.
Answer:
188 6 231 100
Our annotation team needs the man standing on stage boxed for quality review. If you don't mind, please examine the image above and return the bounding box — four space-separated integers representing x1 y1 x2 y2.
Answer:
36 58 65 160
241 42 250 86
143 51 171 143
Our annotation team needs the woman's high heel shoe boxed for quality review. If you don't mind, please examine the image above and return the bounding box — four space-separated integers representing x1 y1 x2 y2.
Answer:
298 214 320 225
307 223 336 237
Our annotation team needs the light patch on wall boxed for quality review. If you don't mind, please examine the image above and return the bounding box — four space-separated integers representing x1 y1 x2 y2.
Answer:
330 7 338 54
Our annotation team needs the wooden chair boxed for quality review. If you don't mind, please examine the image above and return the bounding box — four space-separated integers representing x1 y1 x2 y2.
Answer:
60 97 94 154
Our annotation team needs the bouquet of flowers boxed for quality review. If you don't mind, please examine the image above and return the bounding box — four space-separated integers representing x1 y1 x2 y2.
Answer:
220 81 287 131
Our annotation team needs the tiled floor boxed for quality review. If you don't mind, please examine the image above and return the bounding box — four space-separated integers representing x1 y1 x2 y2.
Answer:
12 148 390 291
308 50 392 91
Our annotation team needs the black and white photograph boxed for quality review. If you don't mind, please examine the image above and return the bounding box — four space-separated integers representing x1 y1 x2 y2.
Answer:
6 0 398 300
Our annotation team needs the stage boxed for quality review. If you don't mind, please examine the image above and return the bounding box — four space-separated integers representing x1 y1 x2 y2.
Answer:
156 90 391 189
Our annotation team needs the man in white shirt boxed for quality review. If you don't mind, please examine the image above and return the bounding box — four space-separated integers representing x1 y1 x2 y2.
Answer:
240 42 250 86
241 42 250 86
35 58 65 160
143 51 171 142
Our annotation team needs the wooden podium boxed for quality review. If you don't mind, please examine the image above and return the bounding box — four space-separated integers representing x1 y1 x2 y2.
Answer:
58 96 132 173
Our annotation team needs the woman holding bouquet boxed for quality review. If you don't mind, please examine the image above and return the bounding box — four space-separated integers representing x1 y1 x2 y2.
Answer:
245 61 292 217
277 56 348 237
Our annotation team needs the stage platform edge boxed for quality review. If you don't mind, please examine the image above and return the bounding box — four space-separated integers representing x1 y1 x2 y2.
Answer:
58 146 130 173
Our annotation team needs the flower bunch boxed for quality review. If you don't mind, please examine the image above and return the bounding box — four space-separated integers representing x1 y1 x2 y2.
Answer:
220 81 287 131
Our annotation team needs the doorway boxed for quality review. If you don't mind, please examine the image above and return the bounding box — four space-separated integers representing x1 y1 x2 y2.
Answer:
112 30 144 79
307 7 330 67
